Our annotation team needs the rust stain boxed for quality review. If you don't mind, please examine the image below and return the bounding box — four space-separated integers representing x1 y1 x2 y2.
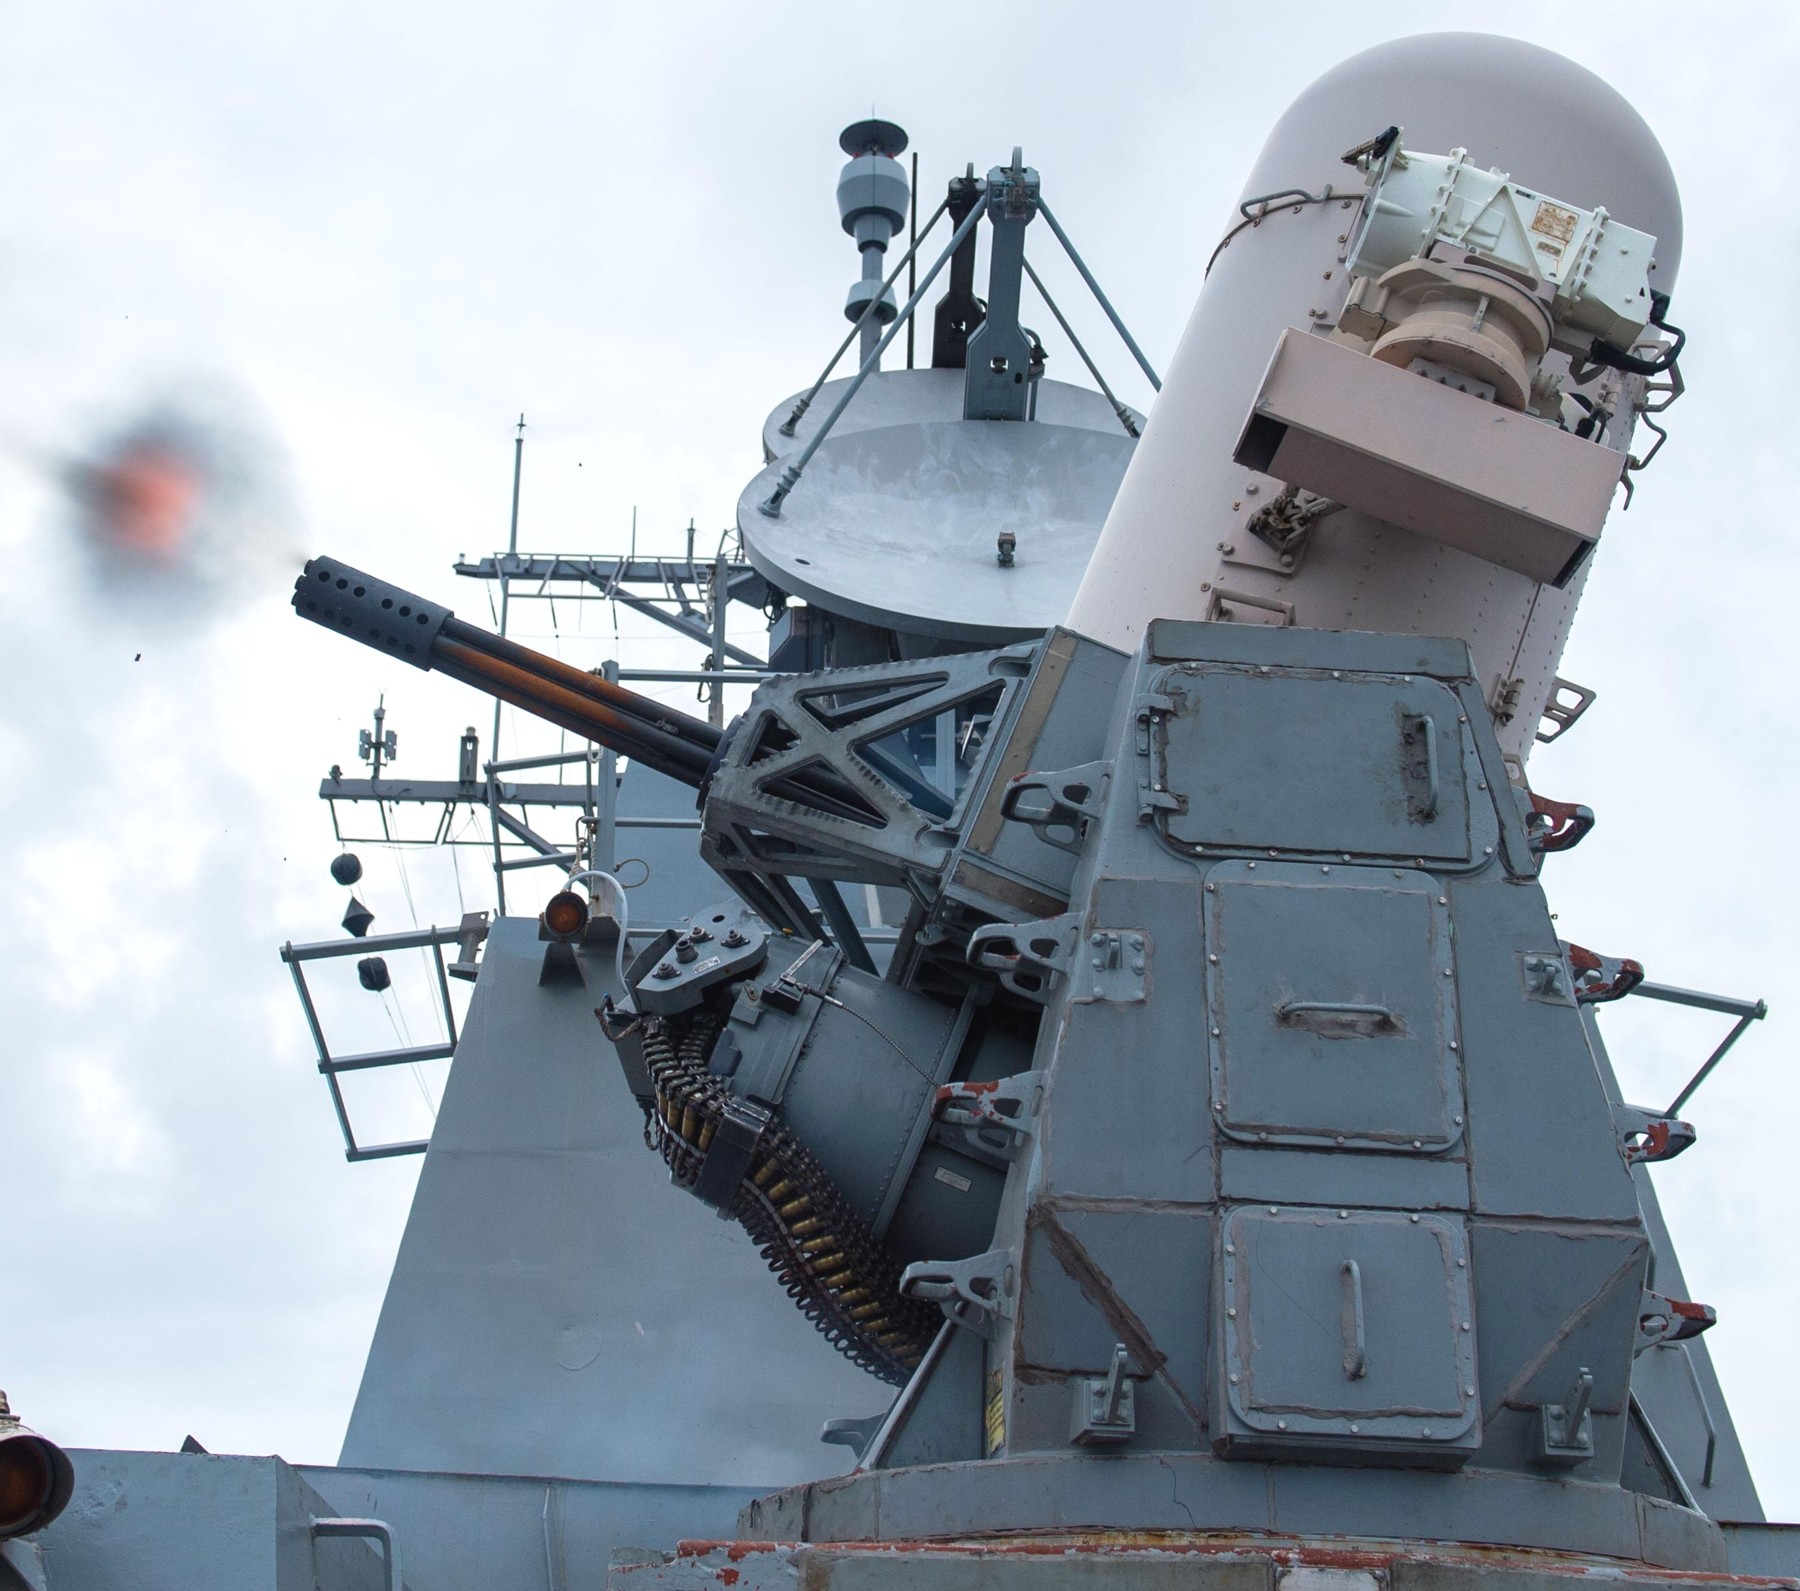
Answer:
668 1533 1795 1586
676 1541 783 1559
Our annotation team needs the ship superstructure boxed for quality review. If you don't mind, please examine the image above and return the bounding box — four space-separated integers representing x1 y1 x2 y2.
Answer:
7 30 1797 1591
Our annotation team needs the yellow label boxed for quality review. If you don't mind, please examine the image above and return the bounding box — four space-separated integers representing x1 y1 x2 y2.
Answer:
984 1366 1005 1456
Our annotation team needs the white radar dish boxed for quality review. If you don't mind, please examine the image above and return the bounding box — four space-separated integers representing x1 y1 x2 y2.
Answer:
738 418 1136 643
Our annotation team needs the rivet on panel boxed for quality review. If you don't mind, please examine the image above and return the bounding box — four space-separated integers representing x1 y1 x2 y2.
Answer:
1278 1419 1289 1430
1209 954 1219 964
1454 1115 1464 1125
1321 865 1331 874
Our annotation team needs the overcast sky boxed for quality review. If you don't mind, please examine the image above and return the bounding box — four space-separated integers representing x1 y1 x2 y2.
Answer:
4 0 1799 1519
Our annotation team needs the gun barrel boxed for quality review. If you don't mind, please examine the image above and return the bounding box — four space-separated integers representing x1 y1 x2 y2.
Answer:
292 555 721 789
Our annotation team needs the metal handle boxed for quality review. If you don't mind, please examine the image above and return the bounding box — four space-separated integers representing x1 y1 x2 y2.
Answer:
312 1518 398 1591
1277 1000 1401 1038
1404 713 1438 819
1341 1260 1367 1380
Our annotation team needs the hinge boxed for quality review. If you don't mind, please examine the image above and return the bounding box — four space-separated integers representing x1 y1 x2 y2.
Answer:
1133 687 1184 823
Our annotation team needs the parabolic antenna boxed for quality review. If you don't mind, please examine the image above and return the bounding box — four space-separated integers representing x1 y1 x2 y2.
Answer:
738 416 1136 644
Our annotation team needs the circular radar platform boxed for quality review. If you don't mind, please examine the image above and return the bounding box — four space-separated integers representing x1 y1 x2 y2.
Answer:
738 418 1136 644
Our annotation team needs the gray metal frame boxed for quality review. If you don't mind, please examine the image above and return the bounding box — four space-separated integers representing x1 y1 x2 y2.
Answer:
280 924 468 1161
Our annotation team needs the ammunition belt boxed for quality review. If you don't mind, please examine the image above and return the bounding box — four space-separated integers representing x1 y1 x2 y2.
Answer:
640 1013 937 1385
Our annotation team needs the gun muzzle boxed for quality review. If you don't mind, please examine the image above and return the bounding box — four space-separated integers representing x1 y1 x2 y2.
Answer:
292 556 723 789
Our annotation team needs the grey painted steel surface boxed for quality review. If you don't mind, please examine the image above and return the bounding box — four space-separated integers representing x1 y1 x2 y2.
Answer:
1065 34 1683 762
339 763 885 1487
761 370 1138 461
30 1450 391 1591
22 1448 765 1590
1723 1525 1800 1578
739 419 1135 643
689 620 1747 1564
302 1462 764 1590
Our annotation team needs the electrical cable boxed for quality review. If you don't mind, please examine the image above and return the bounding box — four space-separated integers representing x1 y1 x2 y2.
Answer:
1206 186 1351 277
567 868 631 994
817 993 937 1089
